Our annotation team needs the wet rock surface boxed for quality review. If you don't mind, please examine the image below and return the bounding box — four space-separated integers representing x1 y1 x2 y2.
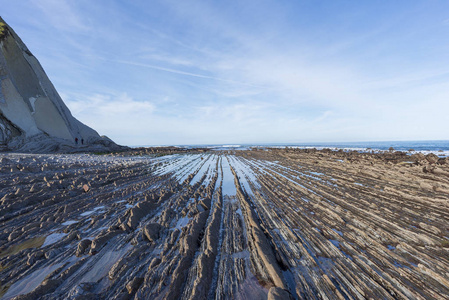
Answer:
0 148 448 299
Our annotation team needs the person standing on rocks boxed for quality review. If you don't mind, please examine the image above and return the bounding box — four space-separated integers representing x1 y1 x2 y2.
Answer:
75 137 78 145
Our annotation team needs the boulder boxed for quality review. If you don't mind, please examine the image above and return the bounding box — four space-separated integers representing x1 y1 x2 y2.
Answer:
90 231 120 254
143 223 162 243
126 277 144 294
45 248 61 259
438 157 448 165
27 250 44 266
76 239 92 257
82 184 90 192
425 153 439 164
268 287 291 300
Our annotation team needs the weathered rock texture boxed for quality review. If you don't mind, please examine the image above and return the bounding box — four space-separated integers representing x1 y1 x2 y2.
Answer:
0 17 120 153
0 147 448 299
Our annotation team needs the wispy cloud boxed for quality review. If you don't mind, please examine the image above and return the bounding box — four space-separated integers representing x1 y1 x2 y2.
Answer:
107 58 263 88
31 0 90 33
3 0 449 145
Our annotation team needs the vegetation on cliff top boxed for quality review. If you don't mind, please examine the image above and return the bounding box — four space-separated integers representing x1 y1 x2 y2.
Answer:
0 22 7 39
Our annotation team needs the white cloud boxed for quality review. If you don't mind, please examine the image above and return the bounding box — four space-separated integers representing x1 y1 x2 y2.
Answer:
31 0 90 33
6 1 448 145
68 93 155 116
64 92 155 141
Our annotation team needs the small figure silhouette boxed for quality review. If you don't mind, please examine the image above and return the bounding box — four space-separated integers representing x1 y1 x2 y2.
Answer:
75 138 78 144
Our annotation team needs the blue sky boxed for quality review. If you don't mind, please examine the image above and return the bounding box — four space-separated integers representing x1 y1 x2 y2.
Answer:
1 0 449 146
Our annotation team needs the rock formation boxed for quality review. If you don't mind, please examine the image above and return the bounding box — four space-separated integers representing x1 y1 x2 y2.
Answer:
0 17 121 152
0 147 448 299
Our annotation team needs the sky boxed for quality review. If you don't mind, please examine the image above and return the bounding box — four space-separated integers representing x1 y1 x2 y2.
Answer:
1 0 449 146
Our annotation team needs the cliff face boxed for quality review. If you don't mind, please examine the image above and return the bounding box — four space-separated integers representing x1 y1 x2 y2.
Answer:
0 17 121 152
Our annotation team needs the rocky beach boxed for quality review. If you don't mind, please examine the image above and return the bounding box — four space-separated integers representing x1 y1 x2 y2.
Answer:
0 147 448 299
1 6 449 299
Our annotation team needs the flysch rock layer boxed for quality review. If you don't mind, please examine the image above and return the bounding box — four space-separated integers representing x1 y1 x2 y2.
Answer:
0 147 448 299
0 17 122 153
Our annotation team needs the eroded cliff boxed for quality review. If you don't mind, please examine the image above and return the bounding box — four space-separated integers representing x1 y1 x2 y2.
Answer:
0 17 121 153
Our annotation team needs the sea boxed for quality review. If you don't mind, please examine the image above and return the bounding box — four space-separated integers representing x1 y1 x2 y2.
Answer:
166 140 449 157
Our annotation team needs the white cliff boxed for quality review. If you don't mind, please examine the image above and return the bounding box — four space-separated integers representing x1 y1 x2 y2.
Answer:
0 17 122 152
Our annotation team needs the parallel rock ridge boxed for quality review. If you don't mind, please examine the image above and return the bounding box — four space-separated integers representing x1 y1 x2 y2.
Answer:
0 17 120 153
0 148 448 299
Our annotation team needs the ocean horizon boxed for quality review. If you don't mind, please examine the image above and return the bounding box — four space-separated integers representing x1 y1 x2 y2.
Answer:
132 140 449 155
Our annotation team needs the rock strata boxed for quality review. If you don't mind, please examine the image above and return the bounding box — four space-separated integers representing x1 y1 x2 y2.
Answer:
0 148 448 299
